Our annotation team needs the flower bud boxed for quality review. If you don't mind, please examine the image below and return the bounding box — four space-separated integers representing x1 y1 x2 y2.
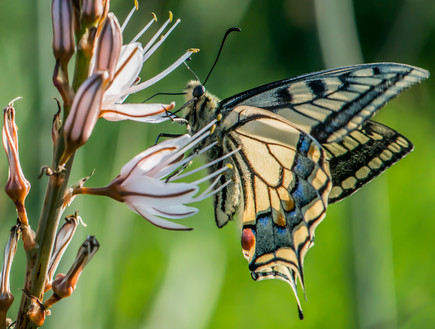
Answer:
61 72 109 164
94 13 122 80
44 236 99 309
52 0 75 62
45 215 79 292
0 225 20 322
2 101 31 223
82 0 105 26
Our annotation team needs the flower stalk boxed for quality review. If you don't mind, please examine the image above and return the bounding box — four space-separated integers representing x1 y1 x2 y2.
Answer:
7 2 209 328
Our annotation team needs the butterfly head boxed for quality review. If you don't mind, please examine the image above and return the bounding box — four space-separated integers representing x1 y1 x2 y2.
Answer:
184 80 220 133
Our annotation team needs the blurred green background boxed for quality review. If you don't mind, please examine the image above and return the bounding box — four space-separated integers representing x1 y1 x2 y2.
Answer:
0 0 434 328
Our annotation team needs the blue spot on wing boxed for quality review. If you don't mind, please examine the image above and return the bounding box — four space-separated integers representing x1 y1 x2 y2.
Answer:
293 156 314 179
292 179 317 207
297 135 312 154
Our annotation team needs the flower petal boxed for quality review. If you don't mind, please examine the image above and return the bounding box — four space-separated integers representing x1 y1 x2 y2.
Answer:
119 142 181 178
128 203 192 231
123 177 199 204
103 43 144 103
151 204 199 219
100 102 173 123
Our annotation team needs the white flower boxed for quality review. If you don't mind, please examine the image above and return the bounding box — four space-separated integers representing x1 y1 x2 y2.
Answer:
74 121 239 230
93 9 196 123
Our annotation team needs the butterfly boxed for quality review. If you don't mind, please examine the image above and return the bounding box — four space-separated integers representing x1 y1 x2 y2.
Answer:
183 62 429 318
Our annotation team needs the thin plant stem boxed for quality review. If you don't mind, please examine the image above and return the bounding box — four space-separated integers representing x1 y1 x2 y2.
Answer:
16 140 75 328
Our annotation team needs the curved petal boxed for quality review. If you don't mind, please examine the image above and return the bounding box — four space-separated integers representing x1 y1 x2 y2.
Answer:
100 102 174 123
103 43 144 103
123 178 199 205
151 204 199 219
128 203 192 231
119 143 180 178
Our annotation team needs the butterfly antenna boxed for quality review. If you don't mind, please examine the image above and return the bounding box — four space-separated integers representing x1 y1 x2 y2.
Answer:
203 27 241 86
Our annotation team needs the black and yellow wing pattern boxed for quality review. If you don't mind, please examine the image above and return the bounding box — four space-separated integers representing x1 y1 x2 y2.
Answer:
184 62 429 317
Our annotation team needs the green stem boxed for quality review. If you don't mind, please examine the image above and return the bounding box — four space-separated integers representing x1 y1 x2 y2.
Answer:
72 26 94 92
15 16 95 329
15 148 74 329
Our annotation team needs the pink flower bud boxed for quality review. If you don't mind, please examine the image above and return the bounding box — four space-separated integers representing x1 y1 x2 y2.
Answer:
82 0 105 25
94 13 122 80
61 72 109 164
52 0 75 62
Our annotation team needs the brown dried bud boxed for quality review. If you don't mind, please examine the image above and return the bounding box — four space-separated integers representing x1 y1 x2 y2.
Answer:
26 298 48 327
2 101 30 223
52 236 99 298
45 215 79 292
45 237 99 309
0 225 20 319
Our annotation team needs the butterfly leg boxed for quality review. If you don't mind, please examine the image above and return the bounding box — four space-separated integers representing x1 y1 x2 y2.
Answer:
154 133 184 145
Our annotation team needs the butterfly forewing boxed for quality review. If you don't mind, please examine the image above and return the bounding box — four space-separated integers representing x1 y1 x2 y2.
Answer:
219 63 429 143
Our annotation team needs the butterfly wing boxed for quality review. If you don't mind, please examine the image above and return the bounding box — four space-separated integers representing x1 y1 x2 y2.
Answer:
197 62 427 315
219 63 428 143
216 62 426 202
214 106 332 316
325 120 414 203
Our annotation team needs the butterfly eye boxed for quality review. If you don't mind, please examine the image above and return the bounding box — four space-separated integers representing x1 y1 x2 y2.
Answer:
192 85 206 98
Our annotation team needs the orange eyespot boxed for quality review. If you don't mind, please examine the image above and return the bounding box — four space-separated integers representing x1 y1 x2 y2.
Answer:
241 228 256 252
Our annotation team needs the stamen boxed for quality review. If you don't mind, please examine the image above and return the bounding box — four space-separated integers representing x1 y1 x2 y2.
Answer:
190 164 230 186
172 147 239 181
131 15 157 43
142 19 181 62
125 50 195 95
168 141 218 174
179 119 216 150
156 120 217 179
120 6 136 32
171 119 217 161
198 172 221 197
142 14 172 54
197 178 232 201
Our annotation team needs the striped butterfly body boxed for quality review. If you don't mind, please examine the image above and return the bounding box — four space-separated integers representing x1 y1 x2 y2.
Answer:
184 63 429 317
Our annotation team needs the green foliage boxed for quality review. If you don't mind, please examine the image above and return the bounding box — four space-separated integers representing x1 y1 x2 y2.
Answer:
0 0 434 328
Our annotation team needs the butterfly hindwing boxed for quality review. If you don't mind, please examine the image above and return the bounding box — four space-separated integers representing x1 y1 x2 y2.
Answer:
212 106 332 312
324 120 414 203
